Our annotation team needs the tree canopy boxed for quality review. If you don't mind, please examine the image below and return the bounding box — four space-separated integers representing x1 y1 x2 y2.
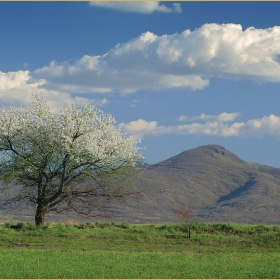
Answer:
0 95 144 226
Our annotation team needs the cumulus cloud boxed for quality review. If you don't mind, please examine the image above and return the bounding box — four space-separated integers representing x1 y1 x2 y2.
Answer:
89 2 182 14
0 70 109 109
119 113 280 139
2 23 280 106
30 23 280 97
239 114 280 137
119 119 158 140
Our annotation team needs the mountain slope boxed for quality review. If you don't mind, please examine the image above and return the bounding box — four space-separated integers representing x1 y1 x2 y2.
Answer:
1 145 280 224
119 145 280 224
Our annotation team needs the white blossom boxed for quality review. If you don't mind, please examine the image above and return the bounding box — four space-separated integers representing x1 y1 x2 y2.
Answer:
0 94 144 225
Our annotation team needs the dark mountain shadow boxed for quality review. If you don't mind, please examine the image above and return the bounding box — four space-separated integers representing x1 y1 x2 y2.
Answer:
217 175 257 203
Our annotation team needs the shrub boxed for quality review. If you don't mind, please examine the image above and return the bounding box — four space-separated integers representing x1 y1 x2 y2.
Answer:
27 224 36 230
76 223 86 229
4 222 11 228
57 223 66 231
160 224 171 232
121 222 130 229
255 224 270 233
64 220 75 227
167 227 176 234
86 222 94 227
15 222 26 230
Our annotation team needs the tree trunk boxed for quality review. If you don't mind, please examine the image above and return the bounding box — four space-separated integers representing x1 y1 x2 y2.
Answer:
35 204 45 227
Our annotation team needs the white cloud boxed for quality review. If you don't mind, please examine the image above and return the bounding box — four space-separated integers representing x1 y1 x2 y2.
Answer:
2 23 280 107
119 114 280 139
0 70 45 106
239 114 280 137
158 74 209 90
178 112 241 122
0 70 109 109
29 23 280 97
89 2 182 14
178 115 189 122
217 112 241 122
119 119 158 140
130 99 142 108
174 121 244 137
172 3 182 14
33 52 209 94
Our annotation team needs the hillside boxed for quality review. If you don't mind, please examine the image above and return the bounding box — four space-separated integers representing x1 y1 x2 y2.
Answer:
1 145 280 224
112 145 280 224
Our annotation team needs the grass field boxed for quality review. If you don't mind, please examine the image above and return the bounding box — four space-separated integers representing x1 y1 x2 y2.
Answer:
0 221 280 278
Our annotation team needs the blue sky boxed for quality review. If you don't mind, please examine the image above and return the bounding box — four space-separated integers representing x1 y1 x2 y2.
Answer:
1 2 280 167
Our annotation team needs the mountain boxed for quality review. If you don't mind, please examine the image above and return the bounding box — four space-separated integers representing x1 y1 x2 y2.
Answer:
1 145 280 225
112 145 280 225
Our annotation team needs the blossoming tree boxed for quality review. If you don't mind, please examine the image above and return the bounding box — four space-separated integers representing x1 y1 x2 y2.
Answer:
0 95 144 226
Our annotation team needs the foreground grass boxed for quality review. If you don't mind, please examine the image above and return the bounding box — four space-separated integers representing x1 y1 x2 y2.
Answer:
1 248 279 278
0 221 280 278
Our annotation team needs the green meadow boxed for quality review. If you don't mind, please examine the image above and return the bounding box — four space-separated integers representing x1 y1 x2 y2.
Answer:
0 221 280 278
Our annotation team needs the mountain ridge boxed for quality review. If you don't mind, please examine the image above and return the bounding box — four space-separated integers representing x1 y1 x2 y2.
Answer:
1 144 280 225
123 144 280 224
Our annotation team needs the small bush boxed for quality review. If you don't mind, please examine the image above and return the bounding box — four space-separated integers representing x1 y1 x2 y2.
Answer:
44 223 55 230
86 222 94 227
18 222 26 229
26 223 36 231
160 224 168 231
57 223 66 231
255 224 270 233
76 223 86 229
4 222 11 228
64 220 75 227
121 222 130 229
167 227 176 234
95 223 107 229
